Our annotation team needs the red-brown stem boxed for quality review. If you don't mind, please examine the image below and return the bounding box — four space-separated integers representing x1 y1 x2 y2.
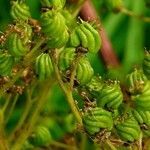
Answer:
79 0 120 68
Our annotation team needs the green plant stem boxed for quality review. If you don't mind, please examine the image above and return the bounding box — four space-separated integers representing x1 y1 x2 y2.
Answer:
80 134 87 150
106 140 117 150
50 140 77 149
70 54 83 90
2 94 11 113
9 90 34 141
51 50 83 125
11 81 53 150
5 94 19 124
0 111 9 150
72 0 85 17
120 7 150 23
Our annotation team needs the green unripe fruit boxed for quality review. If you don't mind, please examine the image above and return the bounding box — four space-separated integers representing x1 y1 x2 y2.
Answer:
35 53 53 80
58 47 76 71
76 57 94 85
143 51 150 79
41 10 67 38
83 107 113 135
41 0 66 9
132 109 150 126
11 1 31 21
6 33 28 57
126 69 147 94
47 30 69 49
61 10 76 28
0 52 14 76
86 76 103 97
97 81 123 109
115 117 141 142
70 21 101 53
15 22 32 44
132 81 150 111
29 126 52 147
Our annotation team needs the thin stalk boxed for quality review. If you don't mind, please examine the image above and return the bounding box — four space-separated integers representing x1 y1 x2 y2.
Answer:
72 0 85 17
5 94 19 124
106 140 117 150
9 90 34 141
2 94 11 113
11 81 53 150
51 50 83 125
70 54 83 90
0 111 9 150
50 141 77 150
120 7 150 23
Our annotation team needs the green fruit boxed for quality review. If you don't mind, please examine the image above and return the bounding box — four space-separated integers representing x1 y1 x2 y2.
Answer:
97 81 123 109
132 109 150 126
41 0 66 9
115 117 141 142
29 126 51 147
83 107 113 135
35 53 53 80
15 22 32 44
0 52 14 76
6 33 28 57
86 76 103 97
58 47 76 71
76 57 94 85
47 30 69 48
143 51 150 79
126 69 147 94
11 1 31 21
41 10 67 38
69 21 101 53
132 81 150 111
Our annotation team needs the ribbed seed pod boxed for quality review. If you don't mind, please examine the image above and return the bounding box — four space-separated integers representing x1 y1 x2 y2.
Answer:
70 21 101 53
83 107 113 135
58 47 76 71
29 126 51 147
143 51 150 79
86 76 103 97
11 1 31 21
132 109 150 126
126 69 147 94
47 30 69 48
41 0 66 9
35 53 53 80
97 81 123 109
61 10 76 28
0 52 14 76
15 22 32 44
132 81 150 111
76 58 94 85
142 129 150 138
6 33 28 57
115 117 141 142
41 10 66 37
